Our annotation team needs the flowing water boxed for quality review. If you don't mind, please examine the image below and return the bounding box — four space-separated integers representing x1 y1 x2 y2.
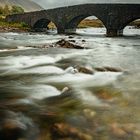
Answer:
0 27 140 140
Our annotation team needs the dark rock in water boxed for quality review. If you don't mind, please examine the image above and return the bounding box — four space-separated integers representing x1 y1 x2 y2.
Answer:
103 66 122 72
82 40 86 42
76 66 94 74
55 39 84 49
0 111 39 140
94 67 106 72
69 40 76 43
68 35 74 39
95 66 122 72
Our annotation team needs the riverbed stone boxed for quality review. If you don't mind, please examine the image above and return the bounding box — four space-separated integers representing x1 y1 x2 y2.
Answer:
110 122 140 138
0 111 39 140
51 123 93 140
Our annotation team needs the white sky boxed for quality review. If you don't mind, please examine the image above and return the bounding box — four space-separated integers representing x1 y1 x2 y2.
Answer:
32 0 140 9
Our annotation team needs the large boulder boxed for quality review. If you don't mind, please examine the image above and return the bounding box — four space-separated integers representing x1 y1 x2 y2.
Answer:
55 39 85 49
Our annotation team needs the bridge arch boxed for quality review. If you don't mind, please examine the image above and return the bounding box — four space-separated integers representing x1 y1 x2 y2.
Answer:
32 18 57 32
120 17 140 30
65 14 107 34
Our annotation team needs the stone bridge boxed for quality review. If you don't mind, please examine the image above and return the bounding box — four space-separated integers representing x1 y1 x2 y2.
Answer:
6 3 140 36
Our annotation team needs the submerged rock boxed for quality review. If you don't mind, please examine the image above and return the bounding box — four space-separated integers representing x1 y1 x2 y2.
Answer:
0 111 39 140
51 123 92 140
110 123 140 138
55 39 85 49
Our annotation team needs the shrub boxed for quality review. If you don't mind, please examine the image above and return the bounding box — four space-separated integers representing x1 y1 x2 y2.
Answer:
0 5 24 16
11 5 24 14
20 22 28 27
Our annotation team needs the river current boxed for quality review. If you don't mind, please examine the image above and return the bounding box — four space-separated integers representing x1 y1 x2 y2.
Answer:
0 27 140 140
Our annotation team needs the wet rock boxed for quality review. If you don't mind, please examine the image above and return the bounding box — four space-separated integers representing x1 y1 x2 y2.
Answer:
94 87 121 101
55 39 84 49
64 66 94 74
68 35 74 39
51 123 92 140
110 123 127 137
61 87 70 94
94 66 122 72
110 123 140 138
82 40 86 42
65 66 78 74
0 111 39 140
120 123 140 136
103 66 123 72
41 44 53 48
76 66 94 74
94 67 106 72
69 40 76 43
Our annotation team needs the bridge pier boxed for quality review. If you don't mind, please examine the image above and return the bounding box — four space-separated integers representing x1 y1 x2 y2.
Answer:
106 29 123 37
57 24 66 34
57 28 65 34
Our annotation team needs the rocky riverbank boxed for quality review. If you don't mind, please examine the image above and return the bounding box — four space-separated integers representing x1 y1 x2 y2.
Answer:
0 26 29 32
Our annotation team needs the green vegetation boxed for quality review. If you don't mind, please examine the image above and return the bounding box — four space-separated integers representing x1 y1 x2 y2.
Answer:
0 16 29 31
0 5 24 16
11 5 24 14
0 5 29 31
0 20 29 29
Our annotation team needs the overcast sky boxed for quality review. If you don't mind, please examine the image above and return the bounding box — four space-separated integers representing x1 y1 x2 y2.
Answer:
32 0 140 9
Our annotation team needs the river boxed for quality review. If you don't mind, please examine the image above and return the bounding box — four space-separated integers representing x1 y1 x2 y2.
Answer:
0 27 140 140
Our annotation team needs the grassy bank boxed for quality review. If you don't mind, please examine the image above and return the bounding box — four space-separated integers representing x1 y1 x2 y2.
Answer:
130 20 140 28
78 19 104 28
0 5 29 32
0 17 29 32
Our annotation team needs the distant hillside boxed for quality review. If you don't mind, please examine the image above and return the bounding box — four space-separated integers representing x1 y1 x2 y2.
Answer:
0 0 43 12
32 0 140 9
